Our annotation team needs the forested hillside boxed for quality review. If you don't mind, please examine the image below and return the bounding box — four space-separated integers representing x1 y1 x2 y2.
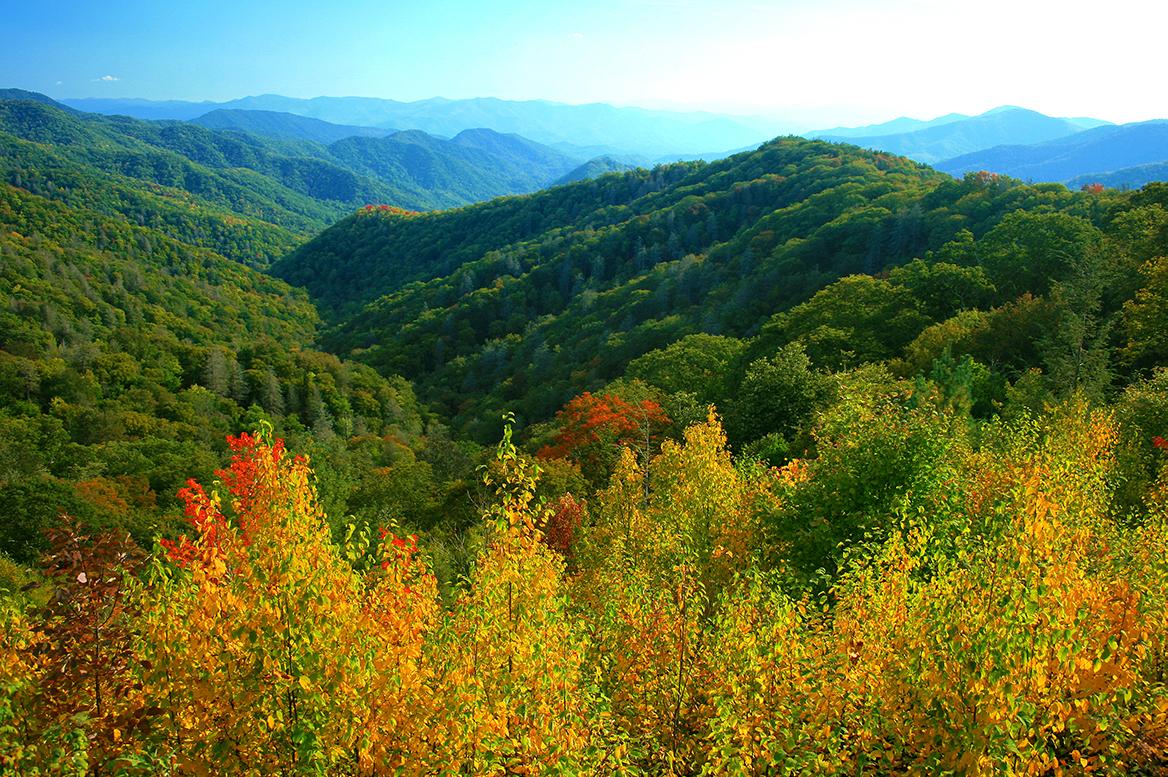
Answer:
4 115 1168 774
326 128 577 209
0 172 487 576
554 154 638 185
0 96 391 242
279 138 1158 444
0 93 589 227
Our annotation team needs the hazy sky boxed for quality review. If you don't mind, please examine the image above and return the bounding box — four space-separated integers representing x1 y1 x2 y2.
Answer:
4 0 1164 127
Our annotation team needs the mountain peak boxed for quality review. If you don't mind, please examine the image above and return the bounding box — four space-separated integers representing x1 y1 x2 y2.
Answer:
452 127 508 140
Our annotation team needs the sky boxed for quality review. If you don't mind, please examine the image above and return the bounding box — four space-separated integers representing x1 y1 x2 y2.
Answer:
3 0 1166 128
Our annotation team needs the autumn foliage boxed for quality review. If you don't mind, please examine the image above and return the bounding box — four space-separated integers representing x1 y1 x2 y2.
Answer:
2 403 1167 774
357 204 420 217
539 391 671 483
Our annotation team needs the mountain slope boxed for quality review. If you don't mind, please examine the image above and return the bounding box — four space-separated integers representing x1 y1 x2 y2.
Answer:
1 129 305 266
819 107 1091 164
0 88 79 112
326 128 578 209
0 178 435 557
0 95 514 560
938 121 1168 183
192 108 395 144
0 96 394 248
452 127 580 170
2 93 593 231
276 138 1106 439
554 155 639 185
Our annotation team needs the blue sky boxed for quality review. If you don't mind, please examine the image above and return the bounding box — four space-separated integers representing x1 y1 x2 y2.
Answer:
3 0 1165 127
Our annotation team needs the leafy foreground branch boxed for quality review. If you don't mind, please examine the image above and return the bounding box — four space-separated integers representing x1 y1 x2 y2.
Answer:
2 401 1167 775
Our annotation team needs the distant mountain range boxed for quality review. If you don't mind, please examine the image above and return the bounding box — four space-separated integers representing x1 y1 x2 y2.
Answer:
18 87 1168 207
192 109 396 145
811 112 971 139
1066 161 1168 190
811 108 1108 141
811 106 1168 189
937 121 1168 185
812 107 1107 164
0 91 591 221
59 94 780 159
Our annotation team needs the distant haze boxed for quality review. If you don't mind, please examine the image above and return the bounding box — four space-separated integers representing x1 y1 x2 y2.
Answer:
4 0 1167 129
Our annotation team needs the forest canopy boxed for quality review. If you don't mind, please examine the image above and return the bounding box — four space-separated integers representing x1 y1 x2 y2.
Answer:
2 98 1168 773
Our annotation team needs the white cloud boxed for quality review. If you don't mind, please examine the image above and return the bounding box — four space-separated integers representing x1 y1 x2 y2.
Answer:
93 75 119 82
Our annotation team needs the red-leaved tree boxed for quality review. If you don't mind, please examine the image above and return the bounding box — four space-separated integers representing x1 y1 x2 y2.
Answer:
538 392 670 485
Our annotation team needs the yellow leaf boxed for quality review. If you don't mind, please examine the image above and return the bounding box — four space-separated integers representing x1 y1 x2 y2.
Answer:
299 675 312 691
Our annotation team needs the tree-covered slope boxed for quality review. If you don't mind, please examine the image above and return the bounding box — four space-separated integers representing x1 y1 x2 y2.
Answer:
273 161 704 316
0 97 389 251
0 130 305 268
0 89 79 112
0 176 473 564
451 127 582 171
327 128 578 210
7 96 1168 776
0 94 591 240
554 155 638 185
280 138 1168 448
282 138 1101 437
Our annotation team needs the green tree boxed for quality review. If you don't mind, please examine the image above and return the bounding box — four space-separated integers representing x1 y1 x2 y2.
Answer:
1123 255 1168 371
760 275 930 369
976 211 1104 300
727 343 833 455
888 259 996 321
624 333 745 403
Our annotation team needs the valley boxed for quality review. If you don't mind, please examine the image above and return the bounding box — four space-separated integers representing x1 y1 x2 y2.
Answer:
2 73 1168 773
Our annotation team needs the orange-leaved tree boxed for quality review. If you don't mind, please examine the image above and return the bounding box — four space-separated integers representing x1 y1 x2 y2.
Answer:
0 520 146 774
539 391 670 486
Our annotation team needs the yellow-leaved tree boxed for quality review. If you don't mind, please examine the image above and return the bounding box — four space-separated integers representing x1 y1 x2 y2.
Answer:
701 401 1168 774
133 427 442 774
572 411 775 773
428 415 623 775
